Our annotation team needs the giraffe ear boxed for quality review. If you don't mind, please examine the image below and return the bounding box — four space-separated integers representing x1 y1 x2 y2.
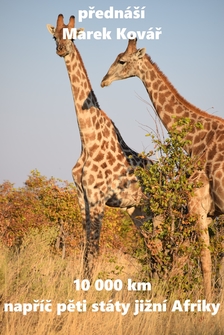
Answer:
46 24 55 35
136 48 146 59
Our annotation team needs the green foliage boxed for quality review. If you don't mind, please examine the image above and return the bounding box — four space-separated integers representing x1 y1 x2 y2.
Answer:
102 208 142 255
135 119 205 292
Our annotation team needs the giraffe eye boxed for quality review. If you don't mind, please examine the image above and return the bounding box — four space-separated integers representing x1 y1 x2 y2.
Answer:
119 60 126 65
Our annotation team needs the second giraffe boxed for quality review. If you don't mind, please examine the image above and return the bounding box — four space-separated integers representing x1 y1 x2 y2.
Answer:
101 38 224 300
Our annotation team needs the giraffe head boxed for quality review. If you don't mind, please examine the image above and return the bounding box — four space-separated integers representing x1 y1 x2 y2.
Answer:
46 14 83 57
101 38 146 87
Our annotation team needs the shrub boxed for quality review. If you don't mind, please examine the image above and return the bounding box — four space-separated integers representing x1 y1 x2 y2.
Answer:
0 170 143 258
135 118 208 292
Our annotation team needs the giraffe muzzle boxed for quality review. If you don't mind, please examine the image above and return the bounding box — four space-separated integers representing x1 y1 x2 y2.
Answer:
56 45 69 57
101 75 110 87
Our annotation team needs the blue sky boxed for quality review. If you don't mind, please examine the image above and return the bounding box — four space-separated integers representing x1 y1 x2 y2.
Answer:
0 0 223 186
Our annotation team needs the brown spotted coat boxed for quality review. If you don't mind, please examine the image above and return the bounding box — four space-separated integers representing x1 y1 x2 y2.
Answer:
101 38 224 299
47 17 151 277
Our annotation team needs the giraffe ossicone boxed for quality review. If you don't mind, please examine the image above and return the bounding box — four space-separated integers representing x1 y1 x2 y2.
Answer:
101 38 224 299
47 16 153 278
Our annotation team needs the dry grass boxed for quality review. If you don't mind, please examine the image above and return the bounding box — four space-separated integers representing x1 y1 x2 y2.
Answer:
0 228 224 335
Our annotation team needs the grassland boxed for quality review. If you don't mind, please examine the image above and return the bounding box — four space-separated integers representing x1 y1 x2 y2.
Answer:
0 227 224 335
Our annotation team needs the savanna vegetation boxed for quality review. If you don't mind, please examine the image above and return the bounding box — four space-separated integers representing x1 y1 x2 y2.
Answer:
1 119 224 334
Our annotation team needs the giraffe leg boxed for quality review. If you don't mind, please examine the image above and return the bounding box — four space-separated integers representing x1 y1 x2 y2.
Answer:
199 217 212 300
71 182 94 279
83 202 104 280
74 189 91 277
188 172 213 300
74 162 105 279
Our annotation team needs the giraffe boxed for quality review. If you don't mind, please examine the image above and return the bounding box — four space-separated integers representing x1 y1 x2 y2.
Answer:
101 38 224 299
46 16 152 278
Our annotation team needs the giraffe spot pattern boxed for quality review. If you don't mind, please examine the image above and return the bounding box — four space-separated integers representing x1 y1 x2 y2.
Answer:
152 80 160 90
52 23 153 280
94 152 104 162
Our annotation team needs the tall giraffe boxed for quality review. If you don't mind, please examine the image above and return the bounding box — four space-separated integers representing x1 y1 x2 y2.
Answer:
101 38 224 299
47 16 152 277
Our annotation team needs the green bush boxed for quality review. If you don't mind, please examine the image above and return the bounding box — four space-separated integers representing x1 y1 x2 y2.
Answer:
135 118 210 292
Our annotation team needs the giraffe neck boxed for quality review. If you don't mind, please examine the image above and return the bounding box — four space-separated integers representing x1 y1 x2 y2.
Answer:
64 43 147 167
137 54 224 157
64 43 102 147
